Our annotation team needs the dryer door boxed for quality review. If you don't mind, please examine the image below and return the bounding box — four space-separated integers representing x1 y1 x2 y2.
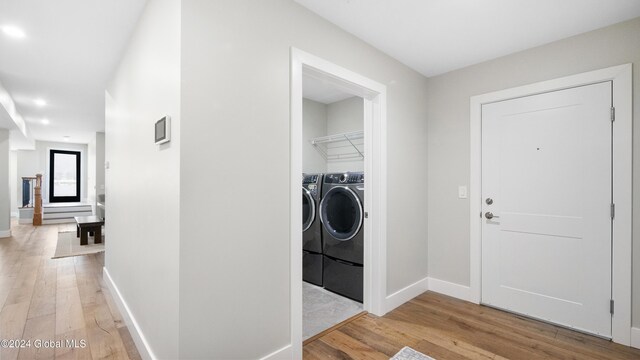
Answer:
319 186 363 241
302 187 316 232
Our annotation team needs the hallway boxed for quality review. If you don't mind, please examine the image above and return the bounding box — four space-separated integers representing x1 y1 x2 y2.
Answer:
0 221 140 360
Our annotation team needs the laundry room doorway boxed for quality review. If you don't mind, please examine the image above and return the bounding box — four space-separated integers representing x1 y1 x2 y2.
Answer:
290 48 388 358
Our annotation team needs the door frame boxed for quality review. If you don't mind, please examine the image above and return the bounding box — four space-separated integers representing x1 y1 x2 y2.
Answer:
49 149 82 203
469 63 632 345
290 47 387 358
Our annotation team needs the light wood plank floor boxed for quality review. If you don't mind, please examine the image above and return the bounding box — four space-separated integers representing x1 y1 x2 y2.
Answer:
304 291 640 360
0 220 140 360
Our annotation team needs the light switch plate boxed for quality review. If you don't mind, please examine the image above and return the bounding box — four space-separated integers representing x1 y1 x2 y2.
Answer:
458 186 468 199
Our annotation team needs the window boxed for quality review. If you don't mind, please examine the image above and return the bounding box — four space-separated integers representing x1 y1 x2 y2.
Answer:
49 150 81 203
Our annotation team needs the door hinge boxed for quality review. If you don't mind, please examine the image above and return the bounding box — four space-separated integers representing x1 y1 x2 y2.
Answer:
610 299 615 314
611 203 615 219
611 107 615 122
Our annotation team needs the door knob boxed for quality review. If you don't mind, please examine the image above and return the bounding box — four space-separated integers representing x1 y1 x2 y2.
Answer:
485 212 500 220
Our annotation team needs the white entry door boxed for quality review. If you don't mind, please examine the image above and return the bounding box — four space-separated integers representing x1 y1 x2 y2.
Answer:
481 82 612 337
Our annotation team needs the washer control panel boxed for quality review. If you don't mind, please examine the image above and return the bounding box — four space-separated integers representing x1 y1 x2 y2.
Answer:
324 172 364 184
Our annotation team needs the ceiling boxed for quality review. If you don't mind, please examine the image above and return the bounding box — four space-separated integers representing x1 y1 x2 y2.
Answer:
0 0 147 146
303 74 356 104
1 1 639 147
295 0 640 77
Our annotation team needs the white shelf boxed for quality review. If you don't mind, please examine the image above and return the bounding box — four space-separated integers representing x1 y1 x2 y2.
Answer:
310 130 364 161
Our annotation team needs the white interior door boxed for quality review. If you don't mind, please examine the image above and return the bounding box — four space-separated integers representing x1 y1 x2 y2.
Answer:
481 82 612 337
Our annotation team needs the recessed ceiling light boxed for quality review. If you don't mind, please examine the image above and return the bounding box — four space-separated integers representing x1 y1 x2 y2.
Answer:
1 25 26 39
34 98 46 107
63 136 70 141
41 118 50 125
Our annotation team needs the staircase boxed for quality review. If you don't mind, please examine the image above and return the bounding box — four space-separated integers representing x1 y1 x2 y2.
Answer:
42 203 93 224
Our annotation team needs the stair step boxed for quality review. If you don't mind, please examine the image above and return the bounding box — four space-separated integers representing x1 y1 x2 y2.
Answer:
43 211 93 220
43 205 92 213
43 218 78 225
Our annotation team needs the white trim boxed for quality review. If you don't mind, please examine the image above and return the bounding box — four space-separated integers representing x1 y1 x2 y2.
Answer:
385 277 428 312
103 267 156 360
428 277 473 303
631 327 640 349
0 230 11 238
469 63 633 345
258 345 292 360
10 211 18 218
290 47 388 359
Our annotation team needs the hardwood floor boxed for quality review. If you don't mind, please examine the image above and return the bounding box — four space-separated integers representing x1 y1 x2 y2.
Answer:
5 220 639 360
0 220 140 360
304 291 640 360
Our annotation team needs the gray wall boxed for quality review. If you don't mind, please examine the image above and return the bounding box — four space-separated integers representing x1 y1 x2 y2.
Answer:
179 0 428 358
326 96 364 173
0 129 9 235
105 0 181 358
303 98 327 173
426 17 640 325
9 150 16 217
303 96 365 174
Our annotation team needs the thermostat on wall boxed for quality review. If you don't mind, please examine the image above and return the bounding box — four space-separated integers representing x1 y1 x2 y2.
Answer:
155 116 171 145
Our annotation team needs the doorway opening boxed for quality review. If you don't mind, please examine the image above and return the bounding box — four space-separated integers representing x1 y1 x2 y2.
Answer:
290 48 387 358
301 78 365 340
49 149 81 203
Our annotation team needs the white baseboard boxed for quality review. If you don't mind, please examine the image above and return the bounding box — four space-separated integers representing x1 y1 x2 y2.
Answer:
18 218 32 224
0 230 11 238
103 267 156 360
631 327 640 349
385 276 429 313
258 344 292 360
11 211 18 218
427 277 473 302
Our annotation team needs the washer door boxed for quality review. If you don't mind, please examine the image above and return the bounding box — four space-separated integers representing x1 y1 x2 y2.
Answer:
320 186 363 241
302 187 316 232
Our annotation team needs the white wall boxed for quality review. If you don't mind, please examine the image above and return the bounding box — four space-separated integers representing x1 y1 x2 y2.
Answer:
0 129 10 236
40 141 88 204
87 135 96 207
87 132 106 212
9 150 17 217
105 0 181 358
326 96 364 173
15 141 88 206
179 0 428 358
16 148 39 208
302 98 327 173
95 132 105 198
425 17 640 325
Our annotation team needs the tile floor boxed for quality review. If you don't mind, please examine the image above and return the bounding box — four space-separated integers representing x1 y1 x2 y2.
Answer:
303 282 363 340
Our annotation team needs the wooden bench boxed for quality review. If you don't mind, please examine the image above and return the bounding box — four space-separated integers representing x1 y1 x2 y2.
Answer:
75 216 104 245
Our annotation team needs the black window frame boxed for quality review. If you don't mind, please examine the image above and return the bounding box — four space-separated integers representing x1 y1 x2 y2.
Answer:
49 149 81 203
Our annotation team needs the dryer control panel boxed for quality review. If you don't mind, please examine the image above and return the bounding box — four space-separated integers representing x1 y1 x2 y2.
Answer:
324 172 364 184
303 174 321 184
